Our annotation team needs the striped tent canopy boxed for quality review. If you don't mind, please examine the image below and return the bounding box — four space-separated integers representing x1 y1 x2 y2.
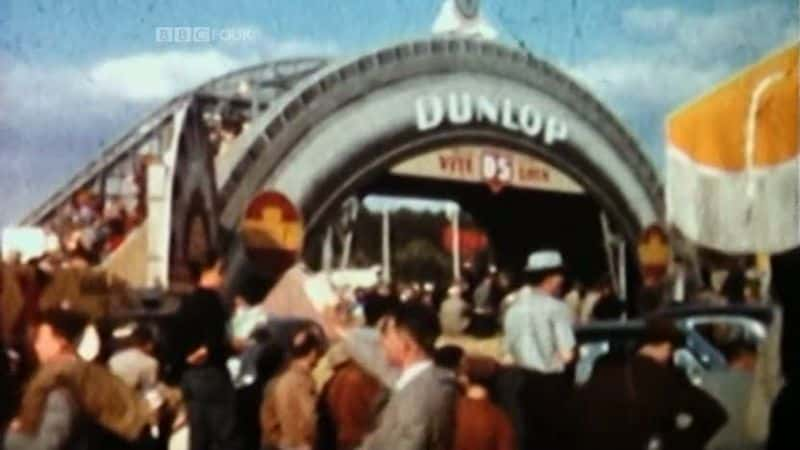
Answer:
666 43 799 254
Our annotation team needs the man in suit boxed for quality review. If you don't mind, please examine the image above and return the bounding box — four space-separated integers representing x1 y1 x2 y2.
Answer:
339 302 457 450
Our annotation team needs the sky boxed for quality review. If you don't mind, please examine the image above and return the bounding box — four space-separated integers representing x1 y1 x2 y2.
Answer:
0 0 796 225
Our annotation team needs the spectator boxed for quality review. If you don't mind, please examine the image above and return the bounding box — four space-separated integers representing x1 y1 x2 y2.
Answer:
108 322 159 393
568 318 727 450
167 256 242 450
722 268 747 305
439 285 470 337
470 269 502 337
103 215 128 255
4 308 150 450
1 338 15 434
434 346 515 450
361 290 399 327
260 326 326 450
336 302 458 450
563 281 584 323
317 343 383 450
579 276 612 323
229 274 270 354
472 268 499 315
503 249 575 373
590 293 625 321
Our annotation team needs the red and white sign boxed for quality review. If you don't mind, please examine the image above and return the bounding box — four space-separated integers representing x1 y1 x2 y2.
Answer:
391 145 584 194
481 152 513 193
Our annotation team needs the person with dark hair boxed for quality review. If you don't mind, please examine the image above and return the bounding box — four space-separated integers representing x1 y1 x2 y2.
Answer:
353 302 457 450
360 289 400 328
260 325 326 450
168 256 242 450
230 314 325 450
4 308 151 450
721 268 747 305
590 293 625 321
1 337 17 436
433 346 515 450
318 343 384 450
433 345 465 371
568 318 727 450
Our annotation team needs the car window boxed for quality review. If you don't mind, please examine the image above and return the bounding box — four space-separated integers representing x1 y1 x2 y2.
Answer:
674 347 704 386
680 316 765 369
575 341 609 385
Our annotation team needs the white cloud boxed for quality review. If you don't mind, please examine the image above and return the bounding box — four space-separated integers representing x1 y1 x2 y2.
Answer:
576 2 797 119
622 3 796 62
3 31 339 112
88 50 247 102
568 2 795 166
0 34 339 225
261 37 340 60
568 58 729 111
82 34 340 103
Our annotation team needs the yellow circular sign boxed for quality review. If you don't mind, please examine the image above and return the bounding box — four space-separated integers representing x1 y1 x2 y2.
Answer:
240 191 305 276
638 225 671 277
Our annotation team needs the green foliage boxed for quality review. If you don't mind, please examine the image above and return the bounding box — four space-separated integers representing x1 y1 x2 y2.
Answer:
303 205 477 287
393 238 450 285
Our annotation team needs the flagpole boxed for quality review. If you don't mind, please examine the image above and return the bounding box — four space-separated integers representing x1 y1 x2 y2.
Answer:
382 206 391 283
450 203 461 282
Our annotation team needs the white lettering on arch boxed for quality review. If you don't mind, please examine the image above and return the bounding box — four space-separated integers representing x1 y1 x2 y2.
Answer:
414 92 569 147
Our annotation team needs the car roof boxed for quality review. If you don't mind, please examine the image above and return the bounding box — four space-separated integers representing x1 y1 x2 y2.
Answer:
575 304 774 341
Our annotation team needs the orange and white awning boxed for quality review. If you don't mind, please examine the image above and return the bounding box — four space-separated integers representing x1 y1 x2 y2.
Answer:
666 43 799 254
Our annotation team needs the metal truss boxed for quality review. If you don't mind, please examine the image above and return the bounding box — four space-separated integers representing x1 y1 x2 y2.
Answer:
20 58 328 227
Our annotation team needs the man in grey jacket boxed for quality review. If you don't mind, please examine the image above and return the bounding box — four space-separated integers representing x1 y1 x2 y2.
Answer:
339 302 457 450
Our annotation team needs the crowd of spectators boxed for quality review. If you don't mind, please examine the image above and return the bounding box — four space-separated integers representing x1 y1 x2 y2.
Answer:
2 244 778 450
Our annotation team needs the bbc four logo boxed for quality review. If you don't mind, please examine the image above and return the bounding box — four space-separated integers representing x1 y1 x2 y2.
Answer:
155 27 256 43
155 27 210 43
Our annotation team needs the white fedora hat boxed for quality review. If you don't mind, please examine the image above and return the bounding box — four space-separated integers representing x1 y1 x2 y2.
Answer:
524 249 564 272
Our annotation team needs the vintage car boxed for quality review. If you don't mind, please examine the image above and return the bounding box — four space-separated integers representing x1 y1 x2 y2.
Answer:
574 305 773 384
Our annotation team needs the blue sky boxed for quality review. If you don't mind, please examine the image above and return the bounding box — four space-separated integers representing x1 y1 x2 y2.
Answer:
0 0 796 225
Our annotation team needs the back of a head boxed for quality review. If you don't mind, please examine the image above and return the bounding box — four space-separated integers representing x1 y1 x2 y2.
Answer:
721 269 746 304
433 345 465 371
38 308 89 346
386 302 441 356
640 317 684 348
363 293 400 327
288 326 326 360
131 323 155 348
462 355 500 387
235 271 271 306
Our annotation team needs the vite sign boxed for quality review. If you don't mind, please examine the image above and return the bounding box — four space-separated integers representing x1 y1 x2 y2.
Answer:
415 93 569 145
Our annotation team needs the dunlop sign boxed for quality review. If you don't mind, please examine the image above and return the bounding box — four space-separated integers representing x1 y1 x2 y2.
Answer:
415 93 569 145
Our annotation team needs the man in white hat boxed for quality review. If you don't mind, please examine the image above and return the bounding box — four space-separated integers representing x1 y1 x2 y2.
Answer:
502 249 575 373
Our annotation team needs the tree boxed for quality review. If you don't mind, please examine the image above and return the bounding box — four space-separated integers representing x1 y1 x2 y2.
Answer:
393 239 450 286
